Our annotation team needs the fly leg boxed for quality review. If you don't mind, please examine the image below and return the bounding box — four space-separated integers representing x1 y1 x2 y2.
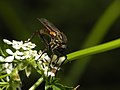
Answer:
26 30 39 42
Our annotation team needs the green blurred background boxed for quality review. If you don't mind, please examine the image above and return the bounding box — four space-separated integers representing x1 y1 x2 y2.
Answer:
0 0 120 90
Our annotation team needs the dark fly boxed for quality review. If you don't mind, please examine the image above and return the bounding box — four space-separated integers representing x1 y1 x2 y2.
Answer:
38 18 67 57
27 18 67 70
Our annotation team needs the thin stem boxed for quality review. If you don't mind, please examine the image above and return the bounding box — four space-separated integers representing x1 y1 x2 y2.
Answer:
29 77 44 90
66 38 120 62
64 0 120 86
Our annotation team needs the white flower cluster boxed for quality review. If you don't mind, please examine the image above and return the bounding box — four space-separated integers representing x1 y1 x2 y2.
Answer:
39 54 65 77
0 39 37 74
2 39 38 60
0 39 65 77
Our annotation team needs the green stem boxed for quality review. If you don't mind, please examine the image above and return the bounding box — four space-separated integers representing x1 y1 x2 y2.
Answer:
64 0 120 86
29 77 44 90
0 74 9 79
66 38 120 62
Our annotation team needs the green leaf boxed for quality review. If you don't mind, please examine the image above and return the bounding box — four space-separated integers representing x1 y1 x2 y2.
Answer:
0 47 6 57
18 61 28 71
54 83 74 90
25 65 32 77
0 74 9 79
52 85 61 90
45 82 74 90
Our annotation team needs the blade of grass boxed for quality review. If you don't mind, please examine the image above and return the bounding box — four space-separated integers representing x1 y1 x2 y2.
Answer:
66 38 120 62
64 0 120 86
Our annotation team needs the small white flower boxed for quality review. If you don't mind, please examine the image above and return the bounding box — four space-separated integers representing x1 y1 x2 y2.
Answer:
57 56 66 65
6 49 14 55
21 42 36 50
6 49 24 61
23 50 38 59
3 39 36 50
3 39 12 45
31 50 38 57
20 56 26 60
23 51 30 59
35 51 43 60
41 53 51 62
4 63 13 74
35 54 40 60
12 40 23 50
25 42 36 49
44 66 49 76
0 56 4 61
0 56 13 74
44 66 55 77
47 71 55 77
44 54 51 62
5 56 14 62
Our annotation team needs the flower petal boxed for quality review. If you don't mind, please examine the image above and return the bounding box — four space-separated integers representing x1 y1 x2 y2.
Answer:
4 63 13 74
3 39 12 45
57 56 65 64
0 56 4 61
15 55 21 60
47 72 55 77
17 51 23 55
5 56 14 62
12 40 23 50
6 49 13 55
44 55 51 62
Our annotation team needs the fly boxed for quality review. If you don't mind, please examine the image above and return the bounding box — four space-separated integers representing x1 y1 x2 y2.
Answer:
27 18 67 66
38 18 67 57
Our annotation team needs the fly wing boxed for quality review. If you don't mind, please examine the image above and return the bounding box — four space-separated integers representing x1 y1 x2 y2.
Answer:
37 18 61 33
